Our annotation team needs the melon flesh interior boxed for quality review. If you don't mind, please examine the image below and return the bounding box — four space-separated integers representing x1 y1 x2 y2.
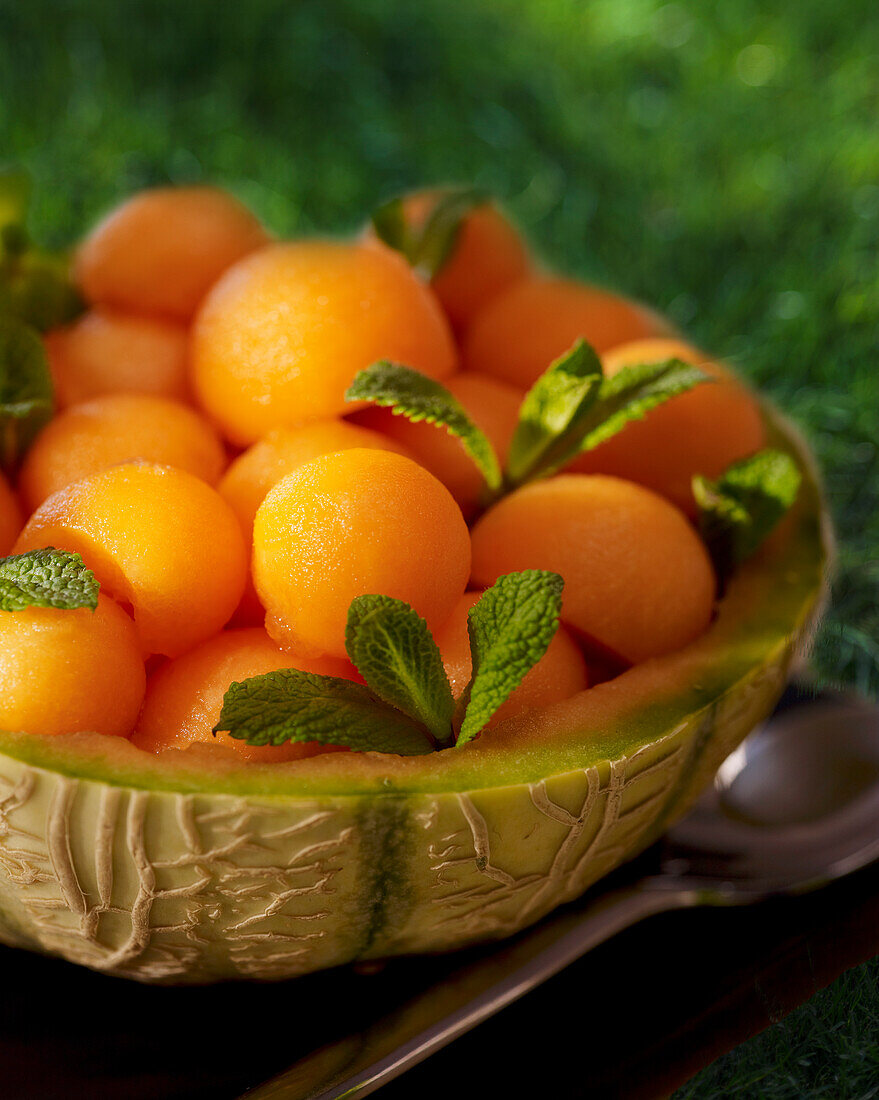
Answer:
0 411 829 982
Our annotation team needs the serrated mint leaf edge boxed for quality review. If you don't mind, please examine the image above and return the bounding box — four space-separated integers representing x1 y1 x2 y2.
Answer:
506 338 604 485
215 669 437 756
346 360 503 491
345 594 456 746
694 449 802 585
0 548 100 612
456 570 565 746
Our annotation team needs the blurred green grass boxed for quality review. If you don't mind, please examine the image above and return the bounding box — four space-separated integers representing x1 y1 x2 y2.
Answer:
0 2 877 1093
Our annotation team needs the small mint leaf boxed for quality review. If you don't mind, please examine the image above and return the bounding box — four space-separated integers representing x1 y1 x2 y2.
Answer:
457 570 564 746
410 187 487 279
505 348 709 487
0 548 99 612
506 339 604 485
215 670 436 756
370 196 414 257
694 449 802 588
0 316 54 472
346 594 455 746
346 360 503 492
576 359 710 454
370 187 488 280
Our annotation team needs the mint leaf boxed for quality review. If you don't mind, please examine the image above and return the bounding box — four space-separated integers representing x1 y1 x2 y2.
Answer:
346 594 456 746
215 670 436 756
576 358 710 453
456 570 564 745
506 339 604 484
512 352 712 486
410 187 487 279
0 548 99 612
370 196 414 257
346 360 503 493
0 315 54 472
371 188 487 279
694 449 802 588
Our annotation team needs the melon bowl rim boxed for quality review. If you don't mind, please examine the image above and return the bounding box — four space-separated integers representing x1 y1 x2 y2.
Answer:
0 403 831 983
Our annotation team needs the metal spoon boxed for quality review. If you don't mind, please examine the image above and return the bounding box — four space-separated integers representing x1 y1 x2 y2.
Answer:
242 689 879 1100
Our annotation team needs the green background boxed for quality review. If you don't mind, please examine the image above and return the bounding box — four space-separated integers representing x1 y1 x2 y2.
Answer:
1 1 877 1094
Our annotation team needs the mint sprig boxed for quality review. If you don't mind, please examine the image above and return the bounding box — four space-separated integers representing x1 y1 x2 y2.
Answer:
345 594 456 746
694 449 802 589
371 187 487 279
456 570 564 745
0 315 54 472
508 349 710 486
348 341 708 508
0 548 99 612
217 570 565 756
346 360 503 494
215 671 436 756
505 339 604 484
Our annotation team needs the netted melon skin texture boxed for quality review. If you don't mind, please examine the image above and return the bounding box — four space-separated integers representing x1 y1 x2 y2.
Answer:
0 646 789 985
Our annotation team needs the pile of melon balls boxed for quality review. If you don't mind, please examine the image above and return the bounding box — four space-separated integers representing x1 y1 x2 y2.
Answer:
0 186 767 763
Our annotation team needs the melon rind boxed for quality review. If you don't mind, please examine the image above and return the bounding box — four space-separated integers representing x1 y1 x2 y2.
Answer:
0 411 829 983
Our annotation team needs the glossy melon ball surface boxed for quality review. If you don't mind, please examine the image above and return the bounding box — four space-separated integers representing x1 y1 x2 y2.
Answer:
463 276 673 389
75 186 269 321
0 595 145 737
434 591 590 726
354 371 524 518
219 420 412 542
471 474 716 665
14 463 248 658
253 449 471 659
45 309 190 408
20 393 226 511
220 419 413 625
570 338 767 516
191 240 458 443
132 628 355 764
0 471 22 556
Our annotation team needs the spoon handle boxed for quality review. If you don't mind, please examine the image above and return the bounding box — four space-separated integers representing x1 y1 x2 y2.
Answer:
242 882 695 1100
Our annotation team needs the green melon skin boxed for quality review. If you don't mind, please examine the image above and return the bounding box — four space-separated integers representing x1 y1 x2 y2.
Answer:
0 413 829 984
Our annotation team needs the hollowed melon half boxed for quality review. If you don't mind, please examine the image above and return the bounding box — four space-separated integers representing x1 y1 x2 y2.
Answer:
0 410 829 983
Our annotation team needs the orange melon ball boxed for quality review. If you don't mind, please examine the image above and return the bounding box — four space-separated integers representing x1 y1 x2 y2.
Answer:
191 240 458 444
253 449 471 659
463 276 674 389
45 309 189 408
220 420 412 627
0 471 22 555
20 394 226 511
219 420 413 542
434 592 590 726
0 595 145 737
14 463 247 658
571 339 767 516
132 628 354 764
470 475 715 665
354 372 524 519
75 186 269 321
380 191 531 332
